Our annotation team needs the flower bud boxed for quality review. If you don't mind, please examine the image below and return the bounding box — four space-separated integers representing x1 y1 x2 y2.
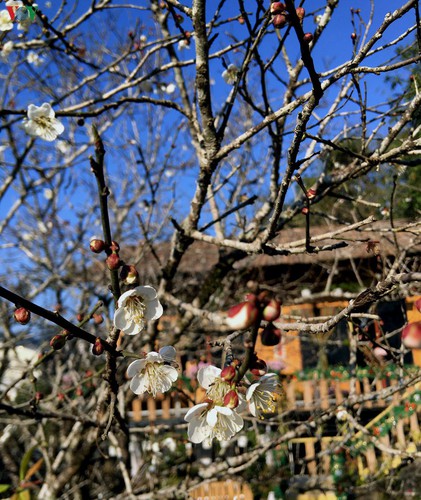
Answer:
50 334 67 350
14 307 31 325
373 346 388 360
402 322 421 349
260 323 282 346
223 390 239 409
262 299 281 322
93 313 103 325
250 358 267 377
110 240 120 252
77 313 84 322
226 301 259 330
414 298 421 313
272 14 287 29
221 365 236 382
303 33 313 43
295 7 305 21
351 32 357 41
307 188 317 199
270 2 285 14
90 238 106 253
302 207 309 214
35 392 43 401
120 264 139 285
92 337 105 356
106 252 121 270
336 409 348 422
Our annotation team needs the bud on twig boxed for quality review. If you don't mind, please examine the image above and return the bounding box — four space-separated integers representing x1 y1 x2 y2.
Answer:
92 337 105 356
226 301 259 330
262 299 281 322
223 390 239 409
93 313 104 325
50 334 67 350
90 238 106 253
261 323 282 346
221 365 236 382
250 357 267 376
120 264 139 285
14 307 31 325
106 252 121 270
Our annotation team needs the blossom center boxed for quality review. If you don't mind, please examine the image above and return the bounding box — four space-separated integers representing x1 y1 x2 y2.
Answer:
125 296 146 326
207 378 230 404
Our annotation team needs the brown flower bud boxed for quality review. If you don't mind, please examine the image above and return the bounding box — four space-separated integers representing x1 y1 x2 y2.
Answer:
221 365 236 382
92 337 105 356
223 390 239 409
106 252 121 270
261 323 282 346
270 2 285 15
50 334 67 350
76 313 84 322
262 299 281 322
93 313 104 325
273 14 287 29
120 264 139 285
303 32 314 43
90 238 106 253
296 7 305 20
351 32 357 41
14 307 31 325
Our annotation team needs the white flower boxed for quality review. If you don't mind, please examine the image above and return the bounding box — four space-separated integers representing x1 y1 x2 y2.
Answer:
113 285 163 335
178 38 191 51
0 10 13 31
246 373 280 418
336 409 348 422
164 83 176 94
222 64 240 85
198 365 230 402
127 347 178 397
27 51 43 66
185 402 244 444
22 103 64 141
43 188 53 200
1 40 14 59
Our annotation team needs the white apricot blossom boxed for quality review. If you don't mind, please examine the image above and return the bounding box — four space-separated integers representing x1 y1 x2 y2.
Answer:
246 373 280 418
127 347 178 397
185 402 244 444
0 10 13 31
1 40 14 58
222 64 240 85
22 103 64 141
114 285 163 335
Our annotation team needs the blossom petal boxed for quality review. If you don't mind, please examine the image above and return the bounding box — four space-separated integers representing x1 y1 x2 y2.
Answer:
206 408 218 427
185 402 208 422
117 288 138 308
198 365 221 389
113 306 128 329
159 345 176 362
145 299 163 321
127 359 145 378
130 374 149 395
135 285 158 301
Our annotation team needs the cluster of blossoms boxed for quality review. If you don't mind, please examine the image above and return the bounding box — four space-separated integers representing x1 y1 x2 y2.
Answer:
185 363 280 445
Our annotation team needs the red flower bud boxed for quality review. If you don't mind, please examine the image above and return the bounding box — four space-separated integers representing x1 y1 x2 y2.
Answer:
226 301 259 330
106 252 121 270
261 323 282 346
35 392 43 401
50 334 67 350
92 337 105 356
14 307 31 325
302 207 309 214
270 2 285 15
110 240 120 252
238 16 245 24
221 365 236 382
120 264 139 285
250 358 267 376
295 7 305 21
307 188 317 199
93 314 103 325
402 322 421 349
90 238 106 253
303 32 314 43
223 390 239 409
351 32 357 41
272 14 287 29
57 393 65 401
262 299 281 322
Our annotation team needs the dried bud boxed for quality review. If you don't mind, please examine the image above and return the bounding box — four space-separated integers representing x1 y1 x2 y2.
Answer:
226 301 259 330
92 337 105 356
262 299 281 322
106 252 121 270
261 323 282 346
50 334 67 350
366 240 380 256
120 264 139 285
223 390 239 409
295 7 305 20
14 307 31 325
221 365 236 382
175 14 184 23
415 298 421 313
270 2 285 15
90 238 106 253
57 393 65 401
351 32 357 41
250 358 267 377
128 30 135 39
238 16 245 24
93 313 104 325
76 313 84 322
402 322 421 349
303 32 314 43
272 14 287 29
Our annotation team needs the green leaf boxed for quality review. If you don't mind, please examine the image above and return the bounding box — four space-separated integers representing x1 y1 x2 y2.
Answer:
0 484 11 493
19 446 37 482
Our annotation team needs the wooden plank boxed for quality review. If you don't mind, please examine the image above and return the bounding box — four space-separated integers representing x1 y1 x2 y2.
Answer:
287 378 296 410
162 396 170 420
147 396 156 422
334 380 343 404
365 447 377 475
303 380 313 410
132 398 142 422
319 379 329 410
